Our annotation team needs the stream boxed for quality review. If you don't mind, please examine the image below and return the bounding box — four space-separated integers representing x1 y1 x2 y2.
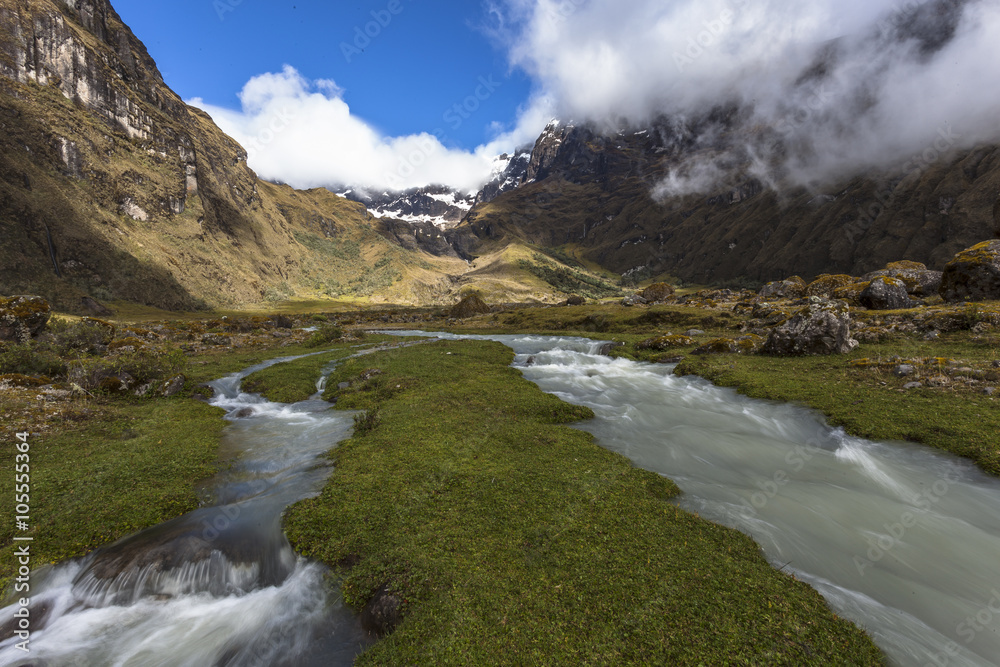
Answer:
0 352 374 667
2 333 999 666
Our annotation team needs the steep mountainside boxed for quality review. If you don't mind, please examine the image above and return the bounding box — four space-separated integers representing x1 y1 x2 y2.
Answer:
456 114 1000 286
0 0 583 311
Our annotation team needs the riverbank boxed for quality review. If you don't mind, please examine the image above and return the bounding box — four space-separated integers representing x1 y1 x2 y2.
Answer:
278 339 884 665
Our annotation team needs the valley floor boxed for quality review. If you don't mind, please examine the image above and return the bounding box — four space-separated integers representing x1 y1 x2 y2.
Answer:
3 296 997 663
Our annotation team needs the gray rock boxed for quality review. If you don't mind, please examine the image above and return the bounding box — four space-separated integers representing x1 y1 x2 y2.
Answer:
762 299 859 356
903 382 924 390
621 295 648 307
201 334 230 346
233 407 254 419
923 331 940 341
863 268 943 297
859 277 914 310
161 374 186 397
985 387 997 396
597 342 624 356
338 382 351 390
759 277 807 299
0 295 51 342
685 329 706 336
894 365 916 377
940 240 1000 302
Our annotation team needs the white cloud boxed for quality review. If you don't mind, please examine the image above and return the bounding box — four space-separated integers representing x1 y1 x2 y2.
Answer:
497 0 1000 188
189 65 547 193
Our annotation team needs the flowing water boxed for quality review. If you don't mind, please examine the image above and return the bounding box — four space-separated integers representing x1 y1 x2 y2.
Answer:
0 352 374 667
4 333 1000 666
388 332 1000 667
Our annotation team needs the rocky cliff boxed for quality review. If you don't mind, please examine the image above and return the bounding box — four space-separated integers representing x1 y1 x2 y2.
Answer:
0 0 483 310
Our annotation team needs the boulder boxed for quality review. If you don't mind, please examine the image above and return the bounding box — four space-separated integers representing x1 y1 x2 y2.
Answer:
448 293 491 318
762 298 859 356
640 283 675 303
862 263 942 297
805 275 855 298
0 296 51 342
564 295 586 306
759 276 807 299
940 241 1000 302
161 374 186 397
859 277 915 310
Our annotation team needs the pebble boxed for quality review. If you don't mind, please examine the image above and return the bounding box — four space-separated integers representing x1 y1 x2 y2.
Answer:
985 387 997 397
923 331 940 341
893 364 916 377
903 382 924 390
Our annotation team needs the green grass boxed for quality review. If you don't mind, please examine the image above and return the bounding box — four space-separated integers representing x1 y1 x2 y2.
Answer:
284 340 884 665
675 336 1000 475
242 348 354 404
0 398 223 594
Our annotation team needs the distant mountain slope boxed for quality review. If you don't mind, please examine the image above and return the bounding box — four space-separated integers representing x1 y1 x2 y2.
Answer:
455 117 1000 286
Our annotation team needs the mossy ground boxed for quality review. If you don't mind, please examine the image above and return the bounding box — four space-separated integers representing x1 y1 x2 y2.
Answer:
284 340 884 665
0 398 223 594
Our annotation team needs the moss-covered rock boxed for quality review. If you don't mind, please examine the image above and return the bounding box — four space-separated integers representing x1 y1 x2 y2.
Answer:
832 282 871 307
805 275 856 298
859 277 915 310
639 283 675 303
940 240 1000 302
759 276 807 299
636 334 694 351
0 295 51 343
762 298 859 356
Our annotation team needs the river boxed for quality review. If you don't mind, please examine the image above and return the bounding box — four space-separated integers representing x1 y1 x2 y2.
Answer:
3 333 999 666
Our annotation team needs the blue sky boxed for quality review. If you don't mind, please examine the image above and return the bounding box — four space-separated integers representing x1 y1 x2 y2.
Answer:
113 0 533 150
108 0 1000 193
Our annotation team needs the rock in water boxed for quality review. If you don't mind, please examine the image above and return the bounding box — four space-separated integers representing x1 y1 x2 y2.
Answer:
940 240 1000 302
859 277 914 310
763 298 859 356
0 295 51 342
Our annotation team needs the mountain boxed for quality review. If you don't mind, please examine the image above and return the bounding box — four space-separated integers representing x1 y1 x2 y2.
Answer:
454 110 1000 286
340 185 476 229
0 0 603 311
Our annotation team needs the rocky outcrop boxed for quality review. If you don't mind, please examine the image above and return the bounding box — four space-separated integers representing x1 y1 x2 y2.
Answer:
940 241 1000 302
859 277 915 310
0 295 50 342
762 299 859 356
448 293 491 318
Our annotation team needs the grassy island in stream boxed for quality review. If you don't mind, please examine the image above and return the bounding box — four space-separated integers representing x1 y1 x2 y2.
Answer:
283 339 884 665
